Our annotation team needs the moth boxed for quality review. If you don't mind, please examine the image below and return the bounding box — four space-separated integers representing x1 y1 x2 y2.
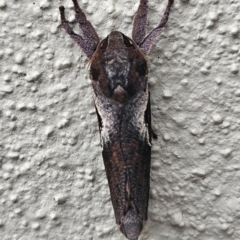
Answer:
59 0 174 239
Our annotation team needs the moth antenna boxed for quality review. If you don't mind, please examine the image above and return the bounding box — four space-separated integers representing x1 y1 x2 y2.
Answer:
59 1 100 59
132 0 149 46
140 0 174 54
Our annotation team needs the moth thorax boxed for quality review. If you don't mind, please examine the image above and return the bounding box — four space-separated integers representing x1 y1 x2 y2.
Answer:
107 31 125 50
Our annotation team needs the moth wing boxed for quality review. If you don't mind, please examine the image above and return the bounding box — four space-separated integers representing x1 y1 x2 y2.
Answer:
101 141 129 224
129 93 151 220
94 105 126 223
95 94 152 223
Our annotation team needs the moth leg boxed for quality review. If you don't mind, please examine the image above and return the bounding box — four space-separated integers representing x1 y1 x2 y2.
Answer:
145 92 158 142
139 0 174 55
59 3 99 59
132 0 149 46
152 129 158 140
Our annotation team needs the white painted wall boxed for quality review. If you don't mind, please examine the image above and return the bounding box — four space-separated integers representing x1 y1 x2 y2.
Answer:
1 0 240 239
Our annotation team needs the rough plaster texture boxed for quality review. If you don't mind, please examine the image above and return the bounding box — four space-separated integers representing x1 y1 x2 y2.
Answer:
0 0 240 239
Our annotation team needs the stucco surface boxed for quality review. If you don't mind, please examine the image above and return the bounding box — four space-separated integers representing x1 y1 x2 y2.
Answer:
0 0 240 239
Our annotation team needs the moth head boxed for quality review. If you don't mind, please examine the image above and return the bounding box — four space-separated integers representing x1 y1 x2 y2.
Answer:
89 31 148 104
105 31 135 50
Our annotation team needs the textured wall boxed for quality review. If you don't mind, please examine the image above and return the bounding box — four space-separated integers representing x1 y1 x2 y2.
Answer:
1 0 240 239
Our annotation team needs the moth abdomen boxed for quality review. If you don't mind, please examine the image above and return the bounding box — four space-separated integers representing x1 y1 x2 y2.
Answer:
120 207 143 240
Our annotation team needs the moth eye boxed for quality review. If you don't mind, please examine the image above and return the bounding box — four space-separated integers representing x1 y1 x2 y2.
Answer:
100 38 108 49
123 35 134 48
90 67 100 81
136 60 147 76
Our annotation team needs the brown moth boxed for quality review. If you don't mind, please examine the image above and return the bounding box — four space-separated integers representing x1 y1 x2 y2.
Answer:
59 0 174 239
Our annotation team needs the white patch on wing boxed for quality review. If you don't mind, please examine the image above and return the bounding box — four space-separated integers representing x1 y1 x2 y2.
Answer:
93 84 149 146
